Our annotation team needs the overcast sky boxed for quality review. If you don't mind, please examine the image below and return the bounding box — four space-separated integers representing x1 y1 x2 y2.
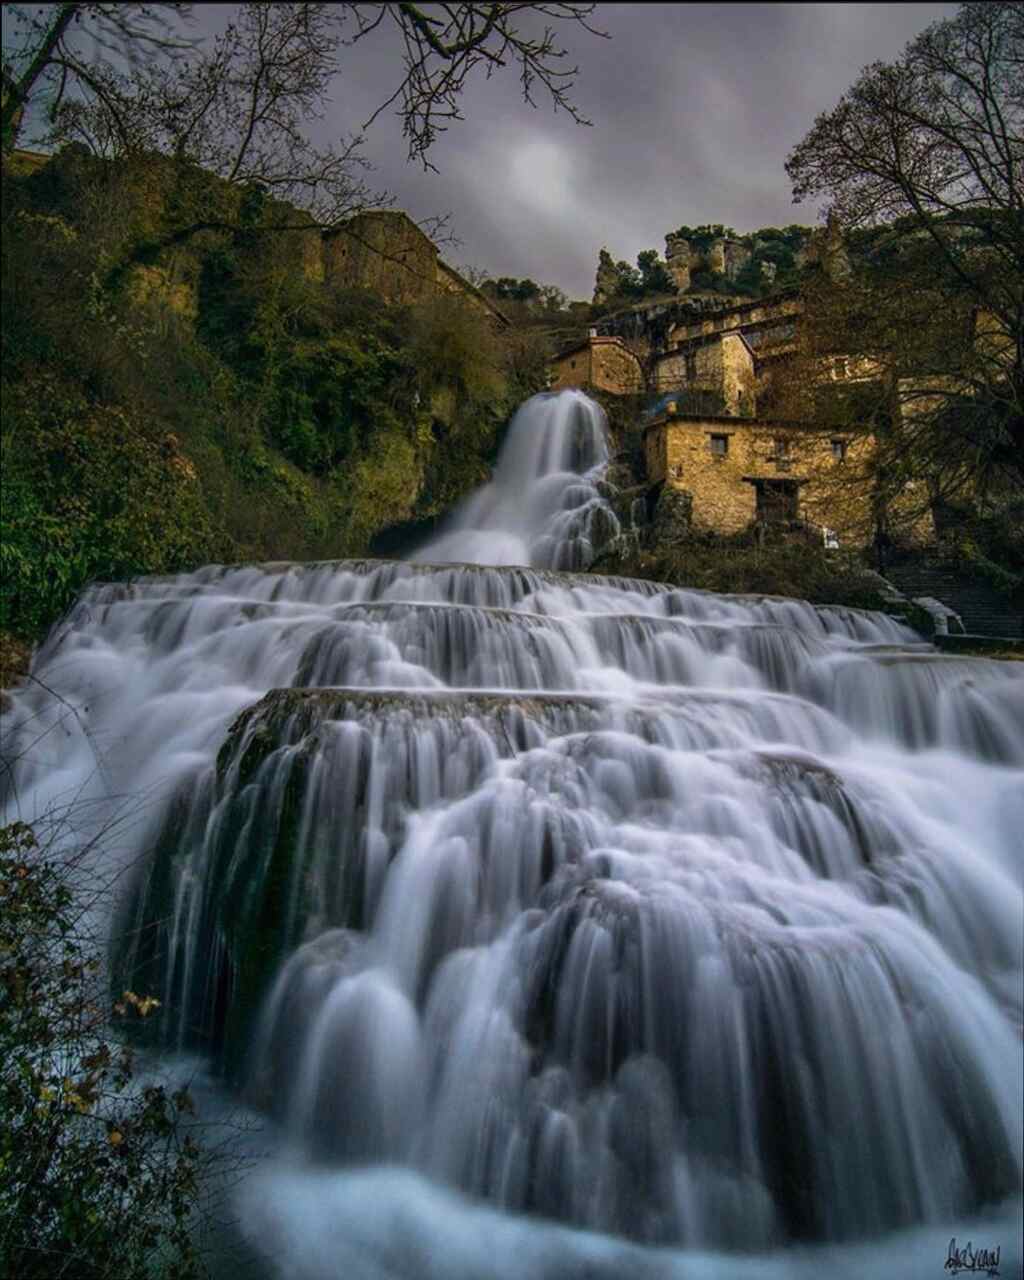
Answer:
313 2 959 299
8 2 958 299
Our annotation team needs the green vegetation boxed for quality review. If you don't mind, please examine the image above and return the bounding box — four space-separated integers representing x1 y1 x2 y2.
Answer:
0 146 548 645
670 223 738 251
594 222 813 311
593 531 894 614
0 818 216 1279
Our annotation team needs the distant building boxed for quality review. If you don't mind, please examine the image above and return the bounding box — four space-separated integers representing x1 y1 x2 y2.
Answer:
551 287 933 545
322 210 508 325
549 333 644 397
643 410 873 542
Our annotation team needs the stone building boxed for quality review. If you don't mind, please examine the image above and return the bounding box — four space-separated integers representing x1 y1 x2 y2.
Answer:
652 331 757 415
643 411 873 540
323 210 507 324
552 284 894 544
664 234 691 292
549 333 644 396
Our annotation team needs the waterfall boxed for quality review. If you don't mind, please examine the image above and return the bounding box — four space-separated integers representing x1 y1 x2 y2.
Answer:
412 389 619 569
2 391 1021 1278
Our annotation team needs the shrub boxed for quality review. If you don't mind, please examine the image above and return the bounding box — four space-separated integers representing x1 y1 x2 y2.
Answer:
0 375 223 638
0 819 215 1279
594 532 889 611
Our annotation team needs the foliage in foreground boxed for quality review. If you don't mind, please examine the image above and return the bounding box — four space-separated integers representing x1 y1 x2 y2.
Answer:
0 820 211 1280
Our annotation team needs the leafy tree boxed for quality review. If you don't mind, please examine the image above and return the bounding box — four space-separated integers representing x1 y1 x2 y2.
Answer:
0 372 223 639
636 248 674 296
483 276 569 316
671 223 737 251
486 276 542 304
537 282 568 312
610 258 641 299
785 2 1023 511
593 248 675 307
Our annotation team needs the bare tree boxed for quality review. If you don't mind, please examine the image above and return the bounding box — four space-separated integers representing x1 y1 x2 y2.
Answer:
1 4 194 152
349 3 607 167
785 2 1023 526
786 2 1022 333
5 4 606 231
50 5 378 231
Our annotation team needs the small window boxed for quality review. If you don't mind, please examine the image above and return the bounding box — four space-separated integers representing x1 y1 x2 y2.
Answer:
685 352 698 381
570 359 576 369
831 438 848 462
710 434 729 457
832 356 850 380
774 437 790 458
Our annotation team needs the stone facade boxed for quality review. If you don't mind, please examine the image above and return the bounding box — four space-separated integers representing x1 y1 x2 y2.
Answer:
323 210 507 324
550 335 644 396
323 210 436 303
653 332 756 416
644 413 874 542
664 293 802 352
664 234 691 292
707 237 753 281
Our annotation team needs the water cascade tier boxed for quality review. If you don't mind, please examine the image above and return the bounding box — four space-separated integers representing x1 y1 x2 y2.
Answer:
3 392 1021 1276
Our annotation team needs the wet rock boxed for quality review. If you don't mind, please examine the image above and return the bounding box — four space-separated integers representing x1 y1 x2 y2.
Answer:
648 485 693 548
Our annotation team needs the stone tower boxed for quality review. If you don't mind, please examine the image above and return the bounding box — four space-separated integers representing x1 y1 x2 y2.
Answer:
809 210 851 283
593 247 619 307
664 234 691 292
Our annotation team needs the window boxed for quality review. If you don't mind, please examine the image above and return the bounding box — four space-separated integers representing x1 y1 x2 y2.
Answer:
570 359 576 369
773 437 790 458
831 438 848 462
710 434 729 457
685 351 697 381
832 356 850 380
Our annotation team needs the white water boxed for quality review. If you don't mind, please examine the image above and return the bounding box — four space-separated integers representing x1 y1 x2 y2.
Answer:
413 389 620 569
2 391 1021 1277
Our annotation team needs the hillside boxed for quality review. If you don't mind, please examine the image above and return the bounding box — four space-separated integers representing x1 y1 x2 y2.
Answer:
0 146 549 645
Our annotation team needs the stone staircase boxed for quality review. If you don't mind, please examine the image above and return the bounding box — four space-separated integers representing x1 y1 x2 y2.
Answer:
883 556 1022 639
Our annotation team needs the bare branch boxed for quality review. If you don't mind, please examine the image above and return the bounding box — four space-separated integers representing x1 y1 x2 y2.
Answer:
349 2 608 166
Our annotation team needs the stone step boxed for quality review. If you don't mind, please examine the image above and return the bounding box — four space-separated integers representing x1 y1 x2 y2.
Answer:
884 560 1022 639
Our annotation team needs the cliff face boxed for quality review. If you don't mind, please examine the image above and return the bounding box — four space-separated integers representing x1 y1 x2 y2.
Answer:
592 223 823 317
0 148 545 642
663 224 814 296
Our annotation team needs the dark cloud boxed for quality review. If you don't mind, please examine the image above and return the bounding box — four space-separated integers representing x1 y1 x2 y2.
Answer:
212 3 961 298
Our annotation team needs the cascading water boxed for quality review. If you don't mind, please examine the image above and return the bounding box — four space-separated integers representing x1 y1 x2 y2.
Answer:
412 389 620 569
2 390 1021 1279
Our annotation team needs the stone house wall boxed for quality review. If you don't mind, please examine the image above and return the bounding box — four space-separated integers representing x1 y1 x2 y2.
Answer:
550 336 644 395
652 332 756 416
721 334 756 416
323 210 438 304
322 210 506 323
666 295 801 348
645 414 875 540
